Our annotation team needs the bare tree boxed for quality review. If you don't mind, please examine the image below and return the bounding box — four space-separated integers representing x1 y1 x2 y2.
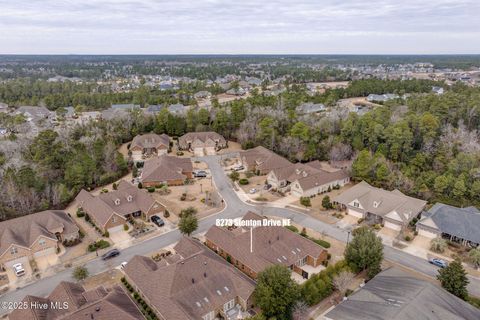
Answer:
329 142 353 162
333 270 355 295
292 300 309 320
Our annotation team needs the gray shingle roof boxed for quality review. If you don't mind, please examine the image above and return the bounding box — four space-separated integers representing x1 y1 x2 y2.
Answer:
325 267 480 320
418 203 480 244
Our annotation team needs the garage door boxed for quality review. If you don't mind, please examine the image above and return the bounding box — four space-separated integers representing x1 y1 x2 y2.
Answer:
193 148 205 156
384 221 401 231
347 208 363 218
34 247 56 258
418 228 437 238
205 147 216 155
4 256 29 268
108 225 124 234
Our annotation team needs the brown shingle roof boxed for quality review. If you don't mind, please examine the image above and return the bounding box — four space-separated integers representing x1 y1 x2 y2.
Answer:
9 283 144 320
124 237 255 320
333 181 427 222
205 212 327 274
178 132 226 149
0 210 79 258
240 146 291 173
130 133 169 151
140 155 193 184
75 180 160 227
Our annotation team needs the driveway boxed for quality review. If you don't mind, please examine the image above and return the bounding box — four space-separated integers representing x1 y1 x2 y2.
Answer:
35 254 59 271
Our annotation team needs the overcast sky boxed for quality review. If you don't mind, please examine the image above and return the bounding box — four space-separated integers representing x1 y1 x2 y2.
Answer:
1 0 479 54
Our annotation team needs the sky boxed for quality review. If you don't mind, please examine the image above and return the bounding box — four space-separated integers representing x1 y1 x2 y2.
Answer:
0 0 479 54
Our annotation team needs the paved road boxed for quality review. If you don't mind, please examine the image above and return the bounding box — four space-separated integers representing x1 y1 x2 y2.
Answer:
1 155 479 316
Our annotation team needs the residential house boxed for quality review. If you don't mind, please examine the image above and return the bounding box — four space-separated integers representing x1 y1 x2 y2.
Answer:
178 131 227 156
323 267 480 320
226 88 247 96
129 133 170 162
9 281 144 320
168 103 189 115
75 180 164 234
333 181 427 230
194 91 212 100
144 104 164 116
0 127 7 136
239 146 291 175
140 155 193 187
111 104 141 111
267 160 350 197
77 111 101 124
0 210 79 271
296 102 326 114
123 237 256 320
16 106 55 123
432 86 445 95
416 203 480 247
366 93 399 102
205 211 329 280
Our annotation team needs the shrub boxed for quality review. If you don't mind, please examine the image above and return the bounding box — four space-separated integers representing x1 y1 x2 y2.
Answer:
357 218 365 224
163 210 170 218
313 238 331 248
285 225 299 233
176 151 184 156
103 231 110 238
300 197 311 207
229 171 240 181
112 182 118 190
147 187 155 193
76 208 85 218
84 213 91 222
137 182 143 189
404 235 412 241
239 178 249 185
431 237 447 253
345 289 354 297
72 266 89 281
180 193 187 201
124 224 129 231
300 227 307 237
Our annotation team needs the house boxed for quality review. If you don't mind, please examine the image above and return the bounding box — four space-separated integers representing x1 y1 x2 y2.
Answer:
77 111 101 124
205 211 329 280
129 133 170 161
239 146 291 175
323 267 480 320
0 127 7 136
366 93 399 102
0 210 79 271
178 131 227 156
140 155 193 187
416 203 480 247
111 104 140 111
168 103 189 115
144 104 164 115
16 106 55 124
226 88 247 96
9 281 144 320
75 180 164 234
267 160 350 197
432 86 445 95
194 91 212 99
296 102 326 114
333 181 427 231
123 237 255 320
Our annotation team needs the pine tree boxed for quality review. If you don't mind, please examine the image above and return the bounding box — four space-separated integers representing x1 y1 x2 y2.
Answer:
437 259 469 300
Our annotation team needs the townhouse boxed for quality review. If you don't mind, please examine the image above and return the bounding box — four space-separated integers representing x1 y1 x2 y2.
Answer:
239 146 292 175
0 210 79 271
129 133 170 162
205 211 329 280
140 155 193 187
75 180 164 234
123 237 255 320
178 131 227 156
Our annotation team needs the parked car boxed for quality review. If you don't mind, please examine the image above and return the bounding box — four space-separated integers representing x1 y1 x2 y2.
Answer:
264 183 272 190
12 263 25 277
151 215 165 227
249 188 257 194
429 258 448 268
194 170 207 178
233 165 244 171
102 249 120 260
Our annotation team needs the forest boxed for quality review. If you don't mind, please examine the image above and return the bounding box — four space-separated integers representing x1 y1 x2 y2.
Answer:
0 79 479 220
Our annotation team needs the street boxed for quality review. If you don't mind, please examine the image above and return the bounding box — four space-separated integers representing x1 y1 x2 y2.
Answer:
0 155 479 316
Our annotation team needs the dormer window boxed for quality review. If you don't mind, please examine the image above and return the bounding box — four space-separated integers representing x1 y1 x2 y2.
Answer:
11 246 18 255
295 168 301 174
373 201 380 208
302 171 308 177
127 195 133 202
353 201 360 208
39 238 46 246
115 199 121 205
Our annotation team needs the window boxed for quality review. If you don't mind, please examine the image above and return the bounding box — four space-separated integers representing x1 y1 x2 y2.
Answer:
127 195 133 202
10 246 17 255
353 201 360 208
39 238 46 246
223 299 235 312
203 311 214 320
112 216 116 223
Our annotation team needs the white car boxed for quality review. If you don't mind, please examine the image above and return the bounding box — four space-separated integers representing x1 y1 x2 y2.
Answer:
12 263 25 277
249 188 257 194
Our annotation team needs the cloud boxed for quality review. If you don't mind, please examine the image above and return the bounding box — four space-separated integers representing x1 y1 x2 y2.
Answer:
0 0 479 53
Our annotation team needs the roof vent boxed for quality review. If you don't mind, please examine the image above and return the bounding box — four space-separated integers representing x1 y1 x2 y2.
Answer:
95 307 101 312
127 195 133 202
204 272 207 278
114 199 120 205
302 171 308 177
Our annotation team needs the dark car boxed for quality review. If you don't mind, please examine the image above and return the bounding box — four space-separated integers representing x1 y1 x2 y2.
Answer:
101 249 120 260
429 258 448 268
151 215 165 227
